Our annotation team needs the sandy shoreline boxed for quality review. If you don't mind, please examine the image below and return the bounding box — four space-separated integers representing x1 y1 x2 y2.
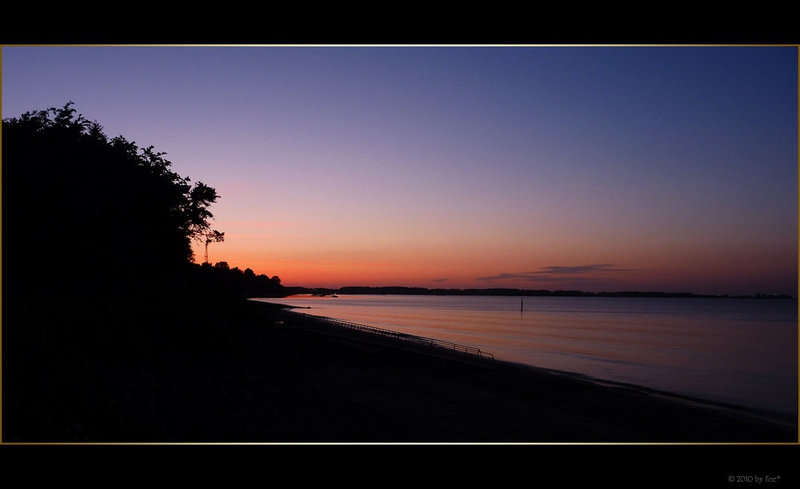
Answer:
4 295 796 444
245 301 797 443
266 300 797 429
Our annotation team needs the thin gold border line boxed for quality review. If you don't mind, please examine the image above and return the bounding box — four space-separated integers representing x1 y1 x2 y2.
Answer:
1 43 800 48
0 44 3 445
795 47 800 444
1 441 797 446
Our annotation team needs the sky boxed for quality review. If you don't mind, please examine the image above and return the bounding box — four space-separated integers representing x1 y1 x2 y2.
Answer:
2 45 798 295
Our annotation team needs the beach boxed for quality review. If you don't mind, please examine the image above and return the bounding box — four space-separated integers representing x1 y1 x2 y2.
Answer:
3 294 797 444
236 301 797 443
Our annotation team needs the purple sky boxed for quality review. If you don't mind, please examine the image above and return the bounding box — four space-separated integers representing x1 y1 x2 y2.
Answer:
2 45 797 295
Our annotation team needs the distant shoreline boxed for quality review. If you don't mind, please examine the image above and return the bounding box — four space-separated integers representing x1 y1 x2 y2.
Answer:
282 285 795 300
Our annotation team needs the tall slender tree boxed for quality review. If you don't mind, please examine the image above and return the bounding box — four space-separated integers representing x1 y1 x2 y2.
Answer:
204 230 225 264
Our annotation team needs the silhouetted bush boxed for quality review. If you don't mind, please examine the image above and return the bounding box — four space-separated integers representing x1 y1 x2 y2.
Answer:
191 262 285 299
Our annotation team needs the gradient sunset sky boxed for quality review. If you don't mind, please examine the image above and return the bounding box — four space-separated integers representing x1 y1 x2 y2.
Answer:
2 45 797 295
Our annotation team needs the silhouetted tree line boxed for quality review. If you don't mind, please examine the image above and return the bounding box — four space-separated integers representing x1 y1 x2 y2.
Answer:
3 103 225 294
2 104 290 441
191 261 285 298
3 102 288 300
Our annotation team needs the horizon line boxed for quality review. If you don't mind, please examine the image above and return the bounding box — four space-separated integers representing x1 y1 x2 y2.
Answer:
281 284 796 299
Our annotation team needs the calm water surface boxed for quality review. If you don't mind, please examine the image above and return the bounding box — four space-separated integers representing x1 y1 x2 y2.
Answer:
254 294 798 419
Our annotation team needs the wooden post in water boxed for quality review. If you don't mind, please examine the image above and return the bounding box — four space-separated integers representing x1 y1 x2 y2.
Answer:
520 297 524 315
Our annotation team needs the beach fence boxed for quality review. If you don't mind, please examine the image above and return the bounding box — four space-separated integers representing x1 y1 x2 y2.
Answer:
297 313 494 361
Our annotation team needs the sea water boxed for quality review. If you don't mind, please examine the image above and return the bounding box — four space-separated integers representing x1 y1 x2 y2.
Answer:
253 294 798 420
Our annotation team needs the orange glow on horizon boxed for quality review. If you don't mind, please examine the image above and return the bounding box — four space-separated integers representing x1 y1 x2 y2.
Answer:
192 234 796 295
190 201 797 295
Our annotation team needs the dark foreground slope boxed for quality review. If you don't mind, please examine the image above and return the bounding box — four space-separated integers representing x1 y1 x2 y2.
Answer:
4 285 796 444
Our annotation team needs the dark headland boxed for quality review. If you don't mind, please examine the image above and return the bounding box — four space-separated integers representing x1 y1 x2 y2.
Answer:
288 285 795 300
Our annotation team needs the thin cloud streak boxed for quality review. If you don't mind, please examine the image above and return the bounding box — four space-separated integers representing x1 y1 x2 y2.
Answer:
478 264 636 282
535 264 636 275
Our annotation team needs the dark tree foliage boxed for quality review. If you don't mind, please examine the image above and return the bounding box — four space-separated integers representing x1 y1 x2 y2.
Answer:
2 103 288 441
192 262 285 298
3 102 221 295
